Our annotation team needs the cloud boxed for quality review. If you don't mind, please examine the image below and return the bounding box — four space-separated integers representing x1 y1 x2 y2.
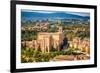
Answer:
67 12 90 16
21 10 54 14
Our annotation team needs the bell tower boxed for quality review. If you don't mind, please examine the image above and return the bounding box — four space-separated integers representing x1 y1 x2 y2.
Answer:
58 26 63 33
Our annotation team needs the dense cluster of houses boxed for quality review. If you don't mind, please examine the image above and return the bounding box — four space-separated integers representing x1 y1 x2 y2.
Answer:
21 22 49 31
21 23 90 55
69 37 90 54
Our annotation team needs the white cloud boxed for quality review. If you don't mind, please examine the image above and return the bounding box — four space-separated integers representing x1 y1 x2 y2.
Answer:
67 12 90 16
21 9 54 14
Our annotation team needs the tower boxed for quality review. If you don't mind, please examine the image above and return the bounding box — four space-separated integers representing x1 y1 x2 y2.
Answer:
58 26 63 33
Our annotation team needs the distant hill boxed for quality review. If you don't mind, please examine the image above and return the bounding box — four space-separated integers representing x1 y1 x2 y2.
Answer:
21 11 90 22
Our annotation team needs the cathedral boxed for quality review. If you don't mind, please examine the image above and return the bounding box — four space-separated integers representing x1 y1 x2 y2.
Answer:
36 27 64 53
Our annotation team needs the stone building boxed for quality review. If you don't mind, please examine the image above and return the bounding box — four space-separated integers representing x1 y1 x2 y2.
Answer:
21 27 64 53
35 27 64 53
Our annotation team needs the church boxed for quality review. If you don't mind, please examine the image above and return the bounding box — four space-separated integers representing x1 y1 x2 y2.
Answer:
36 27 64 53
